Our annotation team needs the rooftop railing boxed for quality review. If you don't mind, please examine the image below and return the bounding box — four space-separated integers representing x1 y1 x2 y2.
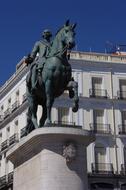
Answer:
91 163 114 174
70 51 126 63
89 89 108 98
90 123 111 134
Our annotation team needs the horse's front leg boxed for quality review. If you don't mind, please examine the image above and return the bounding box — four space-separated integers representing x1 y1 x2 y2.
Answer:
39 103 47 127
45 79 54 125
67 80 79 112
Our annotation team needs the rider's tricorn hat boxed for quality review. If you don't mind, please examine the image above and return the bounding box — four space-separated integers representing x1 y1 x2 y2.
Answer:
42 29 52 37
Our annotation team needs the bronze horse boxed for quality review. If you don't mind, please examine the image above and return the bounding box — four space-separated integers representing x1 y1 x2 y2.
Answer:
26 20 79 133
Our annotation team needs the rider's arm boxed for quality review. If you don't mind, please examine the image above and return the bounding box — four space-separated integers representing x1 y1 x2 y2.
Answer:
30 41 40 59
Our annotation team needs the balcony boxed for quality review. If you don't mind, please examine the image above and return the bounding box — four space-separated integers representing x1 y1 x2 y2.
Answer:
120 164 126 175
11 101 19 112
53 121 76 127
90 123 111 134
9 133 19 146
0 172 13 188
91 163 114 174
1 140 8 151
4 108 11 119
118 125 126 135
8 172 14 184
89 89 108 99
117 91 126 100
20 126 27 138
0 175 7 188
0 115 4 123
22 93 27 103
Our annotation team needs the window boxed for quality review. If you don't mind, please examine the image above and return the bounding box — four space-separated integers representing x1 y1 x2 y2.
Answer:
121 111 126 133
119 79 126 99
121 183 126 190
93 110 104 124
14 120 18 134
0 105 4 114
92 110 105 132
124 147 126 164
58 107 69 124
1 105 3 111
121 111 126 125
92 77 102 96
95 144 106 164
8 98 11 108
16 90 19 102
6 127 10 139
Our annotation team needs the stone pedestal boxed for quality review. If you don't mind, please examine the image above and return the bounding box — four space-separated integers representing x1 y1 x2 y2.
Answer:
7 127 95 190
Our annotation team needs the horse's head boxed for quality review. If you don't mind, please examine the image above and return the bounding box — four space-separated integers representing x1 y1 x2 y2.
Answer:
60 20 76 49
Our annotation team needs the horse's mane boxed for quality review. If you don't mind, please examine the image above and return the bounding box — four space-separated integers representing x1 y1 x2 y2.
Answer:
49 26 64 52
55 26 64 36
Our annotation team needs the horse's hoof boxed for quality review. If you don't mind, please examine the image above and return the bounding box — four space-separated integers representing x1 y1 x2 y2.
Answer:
72 105 78 112
45 119 52 126
69 90 74 99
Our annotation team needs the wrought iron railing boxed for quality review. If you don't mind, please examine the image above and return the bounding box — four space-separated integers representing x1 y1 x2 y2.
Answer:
11 101 19 112
90 123 111 134
117 91 126 100
22 93 27 103
120 164 126 175
20 126 27 138
0 175 7 188
8 172 14 184
118 125 126 135
91 163 114 174
4 108 11 119
1 140 8 151
9 133 18 146
0 172 14 188
0 115 4 123
52 121 82 128
89 89 108 98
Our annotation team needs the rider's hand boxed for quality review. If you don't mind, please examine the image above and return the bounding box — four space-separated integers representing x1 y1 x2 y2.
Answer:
25 54 34 65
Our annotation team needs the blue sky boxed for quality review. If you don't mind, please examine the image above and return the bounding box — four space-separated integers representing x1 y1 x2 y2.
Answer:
0 0 126 86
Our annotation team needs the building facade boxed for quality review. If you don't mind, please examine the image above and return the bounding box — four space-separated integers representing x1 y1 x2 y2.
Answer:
0 51 126 189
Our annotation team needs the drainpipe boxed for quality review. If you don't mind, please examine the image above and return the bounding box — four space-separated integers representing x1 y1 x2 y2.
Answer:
110 67 119 175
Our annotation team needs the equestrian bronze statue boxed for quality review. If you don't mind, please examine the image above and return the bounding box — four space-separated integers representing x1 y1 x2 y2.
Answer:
25 20 79 134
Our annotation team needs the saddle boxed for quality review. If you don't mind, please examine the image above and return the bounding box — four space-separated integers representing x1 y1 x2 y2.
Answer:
26 64 43 89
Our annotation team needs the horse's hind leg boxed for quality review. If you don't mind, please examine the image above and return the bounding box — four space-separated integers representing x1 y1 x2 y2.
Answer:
30 101 39 128
67 80 79 112
45 80 54 125
39 104 47 127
